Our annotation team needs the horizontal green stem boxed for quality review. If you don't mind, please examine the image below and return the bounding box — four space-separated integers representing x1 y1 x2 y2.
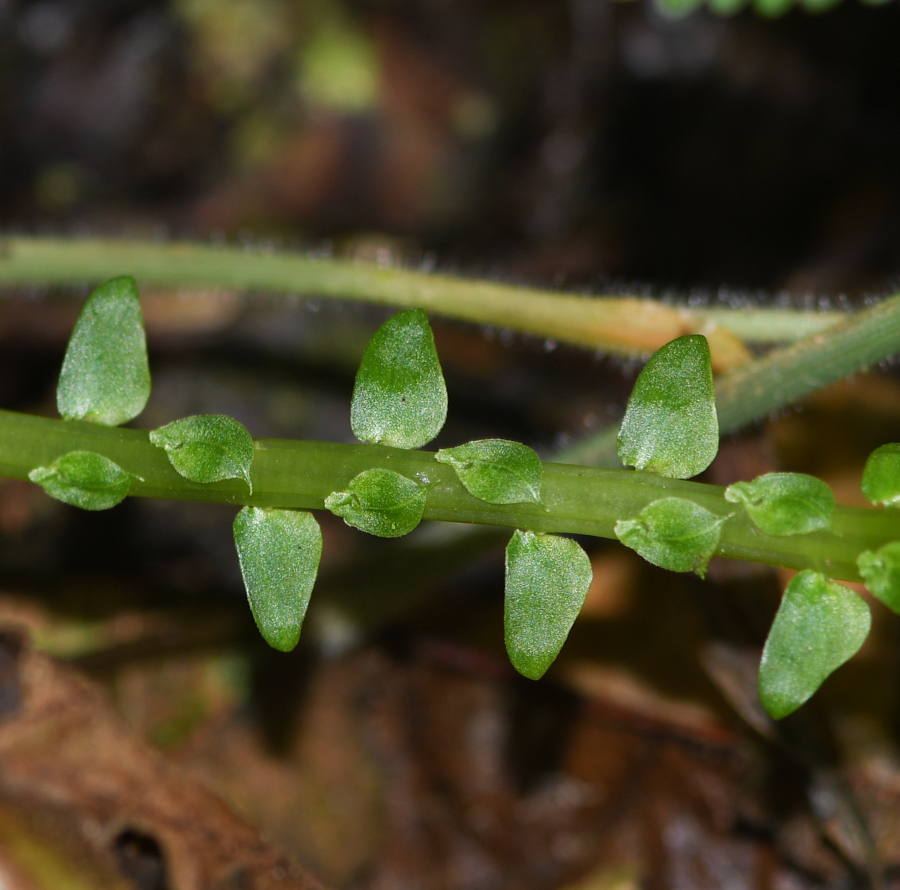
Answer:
1 409 896 582
0 237 840 367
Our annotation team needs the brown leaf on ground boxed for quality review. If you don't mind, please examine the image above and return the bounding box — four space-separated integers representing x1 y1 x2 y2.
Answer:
174 639 862 890
0 625 327 890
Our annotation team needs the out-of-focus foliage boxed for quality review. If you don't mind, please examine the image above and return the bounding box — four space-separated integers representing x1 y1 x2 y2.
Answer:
637 0 893 20
4 0 900 294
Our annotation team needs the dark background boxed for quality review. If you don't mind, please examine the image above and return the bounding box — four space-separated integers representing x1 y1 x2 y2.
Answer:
4 0 900 294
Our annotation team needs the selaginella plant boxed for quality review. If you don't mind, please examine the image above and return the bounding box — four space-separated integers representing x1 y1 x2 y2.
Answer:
10 275 900 716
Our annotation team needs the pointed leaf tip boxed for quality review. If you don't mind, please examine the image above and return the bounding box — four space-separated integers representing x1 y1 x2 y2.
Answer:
436 439 542 505
350 308 448 450
617 334 718 479
325 468 426 537
57 276 151 426
150 414 254 491
725 472 834 536
504 531 592 680
29 450 134 510
758 571 870 720
615 497 726 578
233 507 322 652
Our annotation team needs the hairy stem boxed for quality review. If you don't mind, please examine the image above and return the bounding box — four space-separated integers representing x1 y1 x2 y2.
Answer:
715 293 900 431
565 291 900 466
1 409 895 582
0 237 842 372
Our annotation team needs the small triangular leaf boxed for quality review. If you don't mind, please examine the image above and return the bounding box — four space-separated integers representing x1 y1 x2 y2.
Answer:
858 542 900 615
617 334 718 479
504 531 593 680
436 439 542 505
614 497 727 578
725 472 834 536
862 443 900 507
233 507 322 652
758 571 870 719
325 468 427 537
350 309 448 449
150 414 254 491
29 450 134 510
57 276 151 426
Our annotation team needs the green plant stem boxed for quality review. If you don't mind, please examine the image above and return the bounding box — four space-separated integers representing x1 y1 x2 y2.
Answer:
565 291 900 467
0 237 840 362
715 293 900 430
2 409 896 582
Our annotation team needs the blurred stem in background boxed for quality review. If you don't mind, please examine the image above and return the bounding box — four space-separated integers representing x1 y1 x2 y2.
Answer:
0 236 842 372
1 237 898 471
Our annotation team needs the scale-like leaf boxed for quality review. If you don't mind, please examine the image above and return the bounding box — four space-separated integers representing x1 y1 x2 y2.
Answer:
504 531 592 680
350 309 447 449
758 571 870 719
436 439 542 505
325 468 427 537
617 334 718 479
862 443 900 507
858 542 900 615
233 507 322 652
615 497 727 578
57 276 151 426
725 472 834 536
150 414 254 491
29 450 134 510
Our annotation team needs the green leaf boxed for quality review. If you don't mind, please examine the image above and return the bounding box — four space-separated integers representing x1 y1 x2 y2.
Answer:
325 468 427 537
614 497 727 578
758 571 870 720
724 472 834 536
858 542 900 615
753 0 794 15
350 308 448 450
656 0 704 14
28 450 134 511
617 334 718 479
504 531 593 680
150 414 254 491
233 507 322 652
707 0 750 15
800 0 841 12
861 443 900 507
57 276 151 426
435 439 542 505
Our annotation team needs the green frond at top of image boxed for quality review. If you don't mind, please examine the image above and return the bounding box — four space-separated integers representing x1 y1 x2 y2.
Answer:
56 276 151 427
350 308 448 450
617 335 718 480
650 0 864 20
